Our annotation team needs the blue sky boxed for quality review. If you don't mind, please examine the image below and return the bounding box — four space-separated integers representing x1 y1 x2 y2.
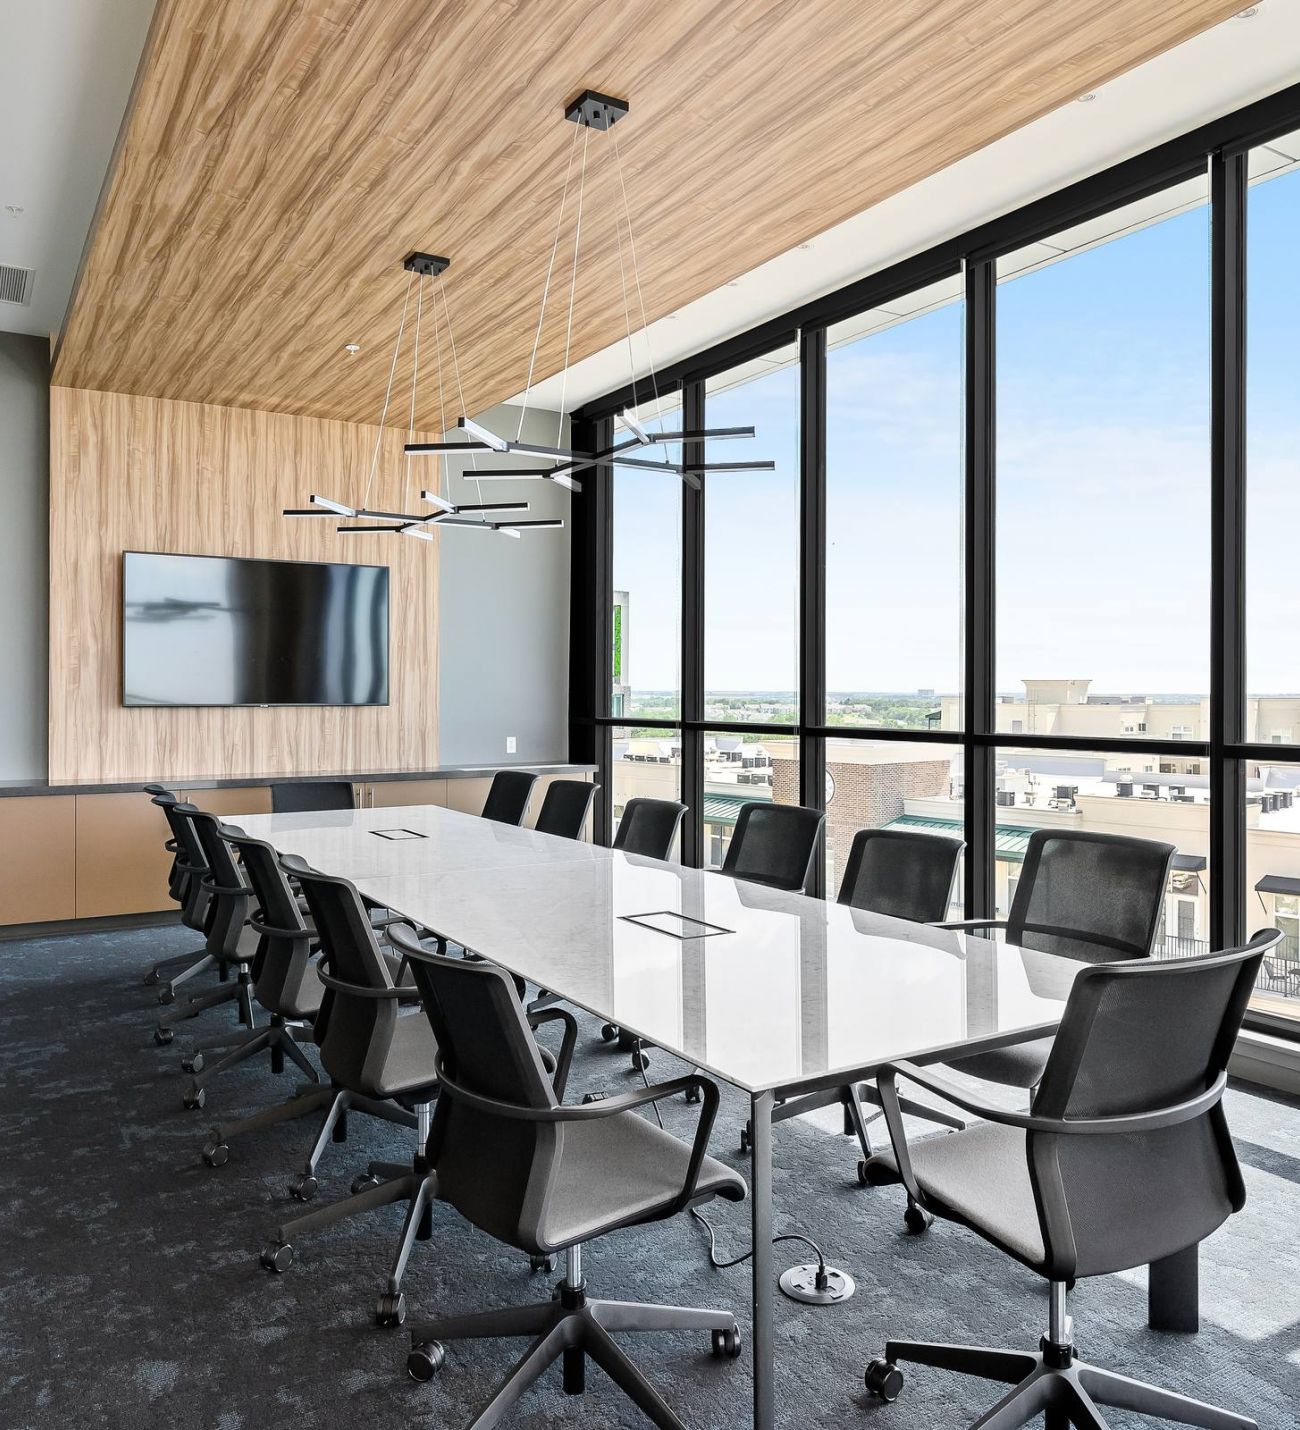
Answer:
612 161 1300 700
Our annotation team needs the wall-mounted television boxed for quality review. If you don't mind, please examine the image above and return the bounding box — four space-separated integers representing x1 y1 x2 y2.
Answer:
122 551 390 707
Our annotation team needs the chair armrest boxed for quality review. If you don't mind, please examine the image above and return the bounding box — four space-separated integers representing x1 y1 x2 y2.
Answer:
435 1065 726 1217
526 1008 578 1099
936 918 1009 934
248 913 311 942
885 1059 1228 1136
315 963 414 1002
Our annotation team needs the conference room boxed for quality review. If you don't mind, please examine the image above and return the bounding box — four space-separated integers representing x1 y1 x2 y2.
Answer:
3 3 1300 1427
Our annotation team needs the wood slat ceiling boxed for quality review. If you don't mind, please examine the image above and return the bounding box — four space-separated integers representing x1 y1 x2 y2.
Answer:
52 0 1245 425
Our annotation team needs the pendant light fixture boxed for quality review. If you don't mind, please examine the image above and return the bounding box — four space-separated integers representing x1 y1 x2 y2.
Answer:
401 89 775 493
283 252 563 540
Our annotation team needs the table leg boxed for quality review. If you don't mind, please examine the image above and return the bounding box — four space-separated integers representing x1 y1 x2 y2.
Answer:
1148 1243 1199 1333
750 1089 774 1430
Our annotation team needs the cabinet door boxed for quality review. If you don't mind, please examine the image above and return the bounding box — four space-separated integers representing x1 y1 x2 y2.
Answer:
443 777 493 816
180 786 273 819
74 792 174 918
0 797 76 925
367 780 448 809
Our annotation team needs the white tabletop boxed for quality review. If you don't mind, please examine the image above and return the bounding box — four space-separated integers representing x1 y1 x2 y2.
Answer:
227 804 1081 1094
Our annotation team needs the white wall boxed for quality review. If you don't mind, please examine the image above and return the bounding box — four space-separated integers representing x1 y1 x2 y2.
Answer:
0 334 49 779
436 403 571 763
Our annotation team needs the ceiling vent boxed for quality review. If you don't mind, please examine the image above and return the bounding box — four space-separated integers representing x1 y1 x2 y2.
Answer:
0 264 35 306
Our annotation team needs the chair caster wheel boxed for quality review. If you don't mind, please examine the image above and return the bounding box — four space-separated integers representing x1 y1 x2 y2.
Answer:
739 1126 750 1156
529 1254 555 1274
600 1023 618 1043
630 1050 650 1072
375 1291 406 1327
181 1052 204 1075
144 969 160 986
865 1358 904 1402
408 1341 445 1382
183 1085 206 1111
903 1201 933 1234
260 1242 293 1273
157 986 175 1005
857 1159 871 1186
202 1140 229 1168
153 1026 173 1047
711 1327 742 1359
684 1084 701 1104
288 1173 318 1202
351 1173 382 1196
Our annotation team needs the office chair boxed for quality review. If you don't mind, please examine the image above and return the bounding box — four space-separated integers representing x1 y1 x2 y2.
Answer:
141 784 210 989
939 828 1175 1090
480 769 538 825
861 930 1279 1430
396 947 748 1426
151 802 242 1046
184 826 328 1139
720 801 825 894
533 779 599 840
738 827 968 1172
270 780 355 813
597 798 688 1048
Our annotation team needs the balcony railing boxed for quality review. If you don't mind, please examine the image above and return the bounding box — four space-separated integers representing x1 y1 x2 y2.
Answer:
1156 932 1300 1006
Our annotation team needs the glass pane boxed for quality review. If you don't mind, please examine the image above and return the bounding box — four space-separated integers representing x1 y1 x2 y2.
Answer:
996 178 1211 735
611 725 683 857
704 346 799 724
823 737 963 912
991 748 1210 956
826 277 964 729
1245 755 1300 1023
1247 128 1300 721
611 400 682 719
702 731 799 870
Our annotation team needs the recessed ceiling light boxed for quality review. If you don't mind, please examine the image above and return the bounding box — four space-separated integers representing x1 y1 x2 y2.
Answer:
798 242 813 250
343 342 361 355
726 280 741 288
1077 91 1098 103
1235 5 1261 17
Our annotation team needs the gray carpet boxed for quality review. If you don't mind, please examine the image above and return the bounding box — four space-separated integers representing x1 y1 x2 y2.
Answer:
1 920 1297 1429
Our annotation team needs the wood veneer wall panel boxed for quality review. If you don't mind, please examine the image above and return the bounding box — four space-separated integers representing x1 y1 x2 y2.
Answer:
49 387 440 783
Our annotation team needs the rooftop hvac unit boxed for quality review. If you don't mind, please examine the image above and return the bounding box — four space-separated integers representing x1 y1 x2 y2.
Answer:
995 790 1016 807
1116 782 1134 797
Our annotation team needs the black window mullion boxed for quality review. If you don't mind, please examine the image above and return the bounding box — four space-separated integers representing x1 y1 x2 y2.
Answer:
964 258 996 919
681 379 706 866
569 415 613 842
799 326 828 893
1210 149 1248 954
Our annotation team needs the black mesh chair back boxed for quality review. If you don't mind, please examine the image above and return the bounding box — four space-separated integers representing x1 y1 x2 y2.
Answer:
837 827 965 923
481 770 538 826
720 802 825 894
188 808 254 961
270 781 355 813
1024 934 1269 1280
161 801 212 933
1006 828 1175 964
408 952 578 1249
220 827 319 1020
612 797 687 860
145 785 187 902
290 864 404 1097
533 780 599 840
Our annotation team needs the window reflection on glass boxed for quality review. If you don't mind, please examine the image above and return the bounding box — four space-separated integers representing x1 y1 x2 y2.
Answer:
1245 757 1300 1023
704 347 800 724
611 726 683 860
702 731 800 869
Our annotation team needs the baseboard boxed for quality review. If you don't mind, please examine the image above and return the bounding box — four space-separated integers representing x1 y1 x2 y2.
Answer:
0 910 181 942
1230 1029 1300 1098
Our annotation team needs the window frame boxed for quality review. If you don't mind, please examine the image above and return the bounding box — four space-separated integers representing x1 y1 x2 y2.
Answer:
568 78 1300 1039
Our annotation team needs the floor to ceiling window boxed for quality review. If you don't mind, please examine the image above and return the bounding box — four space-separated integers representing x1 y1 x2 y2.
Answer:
577 93 1300 1040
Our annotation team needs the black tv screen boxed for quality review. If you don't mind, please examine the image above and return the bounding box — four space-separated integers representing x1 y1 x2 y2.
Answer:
122 552 390 707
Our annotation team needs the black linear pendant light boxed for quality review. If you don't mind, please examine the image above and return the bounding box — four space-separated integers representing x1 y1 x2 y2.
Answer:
283 253 561 541
401 89 774 493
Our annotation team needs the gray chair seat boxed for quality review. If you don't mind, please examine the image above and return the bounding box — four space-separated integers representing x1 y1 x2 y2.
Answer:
281 959 325 1022
375 1012 442 1099
536 1112 746 1252
948 1036 1052 1089
871 1121 1044 1268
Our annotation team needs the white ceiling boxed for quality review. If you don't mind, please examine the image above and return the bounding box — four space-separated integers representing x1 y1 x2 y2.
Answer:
0 0 156 341
513 1 1300 411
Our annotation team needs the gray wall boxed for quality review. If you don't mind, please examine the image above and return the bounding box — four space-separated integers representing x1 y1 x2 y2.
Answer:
0 334 49 779
437 403 571 763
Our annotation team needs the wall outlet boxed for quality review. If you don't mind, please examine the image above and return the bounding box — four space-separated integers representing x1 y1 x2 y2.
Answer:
506 736 517 754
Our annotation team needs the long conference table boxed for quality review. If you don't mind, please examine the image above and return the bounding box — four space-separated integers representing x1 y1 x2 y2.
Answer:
227 801 1200 1428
